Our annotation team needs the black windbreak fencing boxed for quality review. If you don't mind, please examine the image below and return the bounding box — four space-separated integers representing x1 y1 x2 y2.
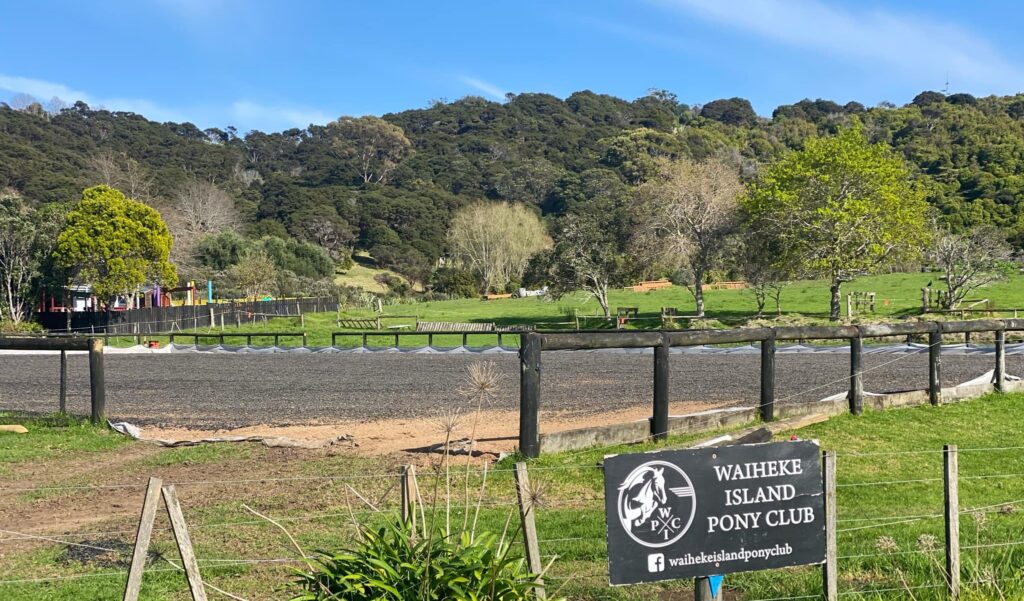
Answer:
36 297 338 334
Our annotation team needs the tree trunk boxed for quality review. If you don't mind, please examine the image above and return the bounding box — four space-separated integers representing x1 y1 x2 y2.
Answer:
596 285 610 318
829 280 842 321
693 267 705 317
753 285 766 318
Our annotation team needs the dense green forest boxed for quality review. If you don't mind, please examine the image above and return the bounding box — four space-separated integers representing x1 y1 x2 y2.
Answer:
2 90 1024 290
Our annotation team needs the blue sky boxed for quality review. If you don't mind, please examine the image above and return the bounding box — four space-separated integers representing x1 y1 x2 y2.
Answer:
1 0 1022 133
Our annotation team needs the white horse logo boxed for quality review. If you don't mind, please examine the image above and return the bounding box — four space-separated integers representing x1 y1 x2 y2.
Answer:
620 466 668 528
616 460 696 548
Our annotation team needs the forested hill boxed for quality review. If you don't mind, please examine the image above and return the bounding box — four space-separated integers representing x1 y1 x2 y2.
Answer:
3 90 1024 281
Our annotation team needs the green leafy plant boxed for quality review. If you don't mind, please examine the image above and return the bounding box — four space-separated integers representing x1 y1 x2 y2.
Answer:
291 519 546 600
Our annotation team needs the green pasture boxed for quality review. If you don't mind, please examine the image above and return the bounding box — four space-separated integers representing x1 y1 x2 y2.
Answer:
5 393 1024 599
113 270 1024 348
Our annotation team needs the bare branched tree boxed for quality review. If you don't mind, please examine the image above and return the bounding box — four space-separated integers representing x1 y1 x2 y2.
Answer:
447 202 550 294
170 179 240 239
87 151 154 202
930 226 1015 309
639 158 743 316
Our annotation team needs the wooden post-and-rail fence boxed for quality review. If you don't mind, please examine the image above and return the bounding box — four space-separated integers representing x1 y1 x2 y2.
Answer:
0 336 106 424
518 319 1024 458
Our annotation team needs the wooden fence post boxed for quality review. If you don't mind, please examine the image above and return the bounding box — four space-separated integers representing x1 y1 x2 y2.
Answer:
652 334 670 441
162 485 208 601
694 577 721 600
514 462 546 600
848 334 863 415
400 465 418 536
759 331 776 422
123 477 163 601
88 338 106 425
59 349 67 414
822 450 837 601
995 329 1006 393
929 327 942 406
519 332 542 458
944 445 960 601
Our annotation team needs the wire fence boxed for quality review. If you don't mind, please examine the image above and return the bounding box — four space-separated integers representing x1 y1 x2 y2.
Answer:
4 445 1024 600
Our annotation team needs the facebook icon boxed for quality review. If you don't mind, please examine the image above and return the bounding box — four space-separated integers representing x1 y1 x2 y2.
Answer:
647 553 665 573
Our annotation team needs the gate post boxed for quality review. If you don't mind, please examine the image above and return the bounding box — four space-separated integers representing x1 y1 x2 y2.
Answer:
652 333 670 441
88 338 106 425
929 324 942 405
759 330 776 422
995 329 1006 393
519 332 542 458
849 331 863 415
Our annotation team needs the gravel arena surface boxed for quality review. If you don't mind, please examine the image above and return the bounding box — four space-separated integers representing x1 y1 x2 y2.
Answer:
0 349 1017 429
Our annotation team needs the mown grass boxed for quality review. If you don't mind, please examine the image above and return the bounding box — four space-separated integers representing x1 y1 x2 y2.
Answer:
101 270 1024 349
6 394 1024 599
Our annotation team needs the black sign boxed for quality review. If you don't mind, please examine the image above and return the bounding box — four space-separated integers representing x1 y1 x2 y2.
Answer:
603 441 825 585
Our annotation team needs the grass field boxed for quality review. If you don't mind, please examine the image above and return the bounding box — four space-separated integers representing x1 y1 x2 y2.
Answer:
114 270 1024 348
4 392 1024 599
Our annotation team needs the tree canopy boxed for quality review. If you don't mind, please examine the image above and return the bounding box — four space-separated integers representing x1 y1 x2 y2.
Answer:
54 185 177 305
743 123 931 319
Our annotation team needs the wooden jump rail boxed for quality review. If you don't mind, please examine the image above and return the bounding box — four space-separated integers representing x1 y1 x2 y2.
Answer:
331 330 520 348
517 318 1024 458
0 336 106 424
167 332 307 347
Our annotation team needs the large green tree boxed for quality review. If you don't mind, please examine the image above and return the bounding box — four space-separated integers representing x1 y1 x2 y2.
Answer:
54 186 177 308
744 124 930 320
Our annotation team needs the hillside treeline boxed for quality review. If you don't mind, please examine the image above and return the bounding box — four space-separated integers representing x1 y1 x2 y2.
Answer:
2 90 1023 289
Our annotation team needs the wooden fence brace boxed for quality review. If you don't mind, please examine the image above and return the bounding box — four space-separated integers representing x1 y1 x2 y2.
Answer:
652 333 670 441
123 477 163 601
995 329 1006 393
760 331 776 422
929 328 942 406
514 462 546 599
944 445 960 601
88 338 106 425
162 485 208 601
519 332 542 458
849 334 863 415
822 450 837 601
59 349 67 414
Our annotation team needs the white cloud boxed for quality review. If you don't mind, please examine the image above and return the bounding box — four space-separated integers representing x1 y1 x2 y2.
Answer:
458 76 507 101
0 72 188 121
231 100 333 131
648 0 1024 92
0 74 90 104
0 72 333 131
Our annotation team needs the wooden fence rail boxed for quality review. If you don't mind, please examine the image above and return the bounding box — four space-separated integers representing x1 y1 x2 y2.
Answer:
330 330 523 348
0 336 105 424
518 319 1024 457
